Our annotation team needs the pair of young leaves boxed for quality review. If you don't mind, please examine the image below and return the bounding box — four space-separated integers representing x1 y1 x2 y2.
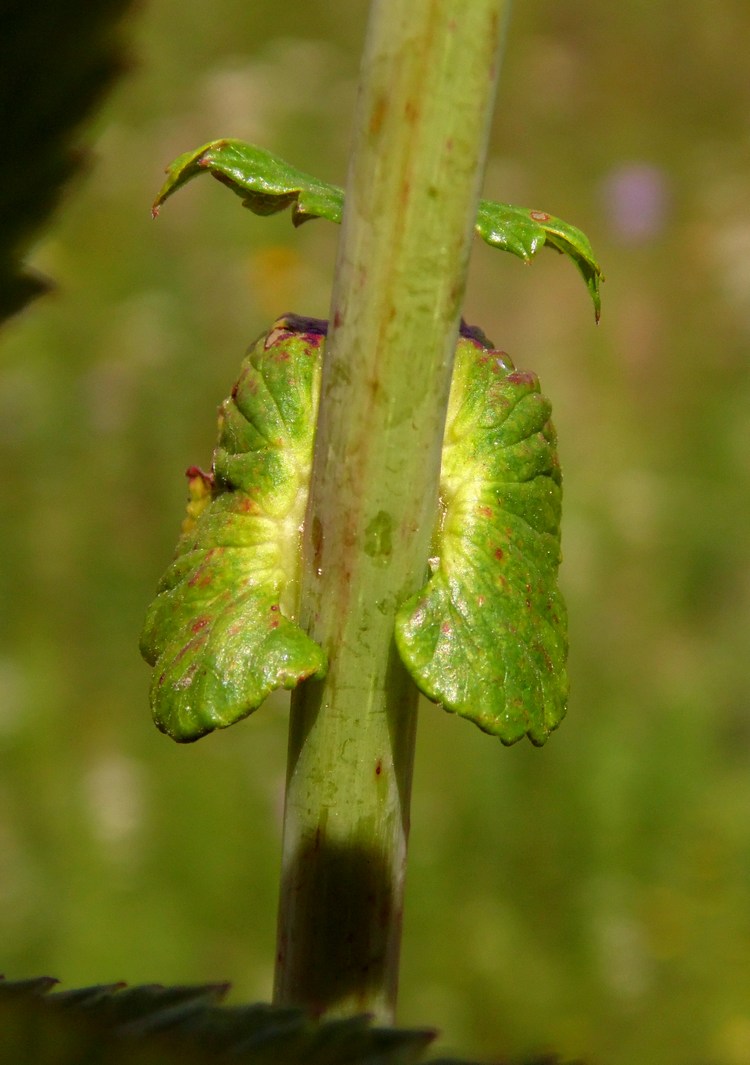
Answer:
140 315 567 747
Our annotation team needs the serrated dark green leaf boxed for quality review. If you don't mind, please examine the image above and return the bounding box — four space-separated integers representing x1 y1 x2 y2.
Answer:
152 139 602 316
175 1002 303 1053
0 976 58 996
48 982 126 1008
394 327 568 746
140 315 328 742
115 984 229 1035
233 1012 431 1065
0 979 446 1065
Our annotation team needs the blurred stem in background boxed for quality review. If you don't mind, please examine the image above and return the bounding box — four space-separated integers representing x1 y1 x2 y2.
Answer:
273 0 510 1021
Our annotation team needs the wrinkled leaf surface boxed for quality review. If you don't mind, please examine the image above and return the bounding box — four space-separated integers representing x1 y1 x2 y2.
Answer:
395 328 568 745
140 315 327 742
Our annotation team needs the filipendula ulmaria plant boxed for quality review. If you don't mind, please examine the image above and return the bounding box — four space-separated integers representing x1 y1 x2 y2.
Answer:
139 0 602 1032
142 301 576 745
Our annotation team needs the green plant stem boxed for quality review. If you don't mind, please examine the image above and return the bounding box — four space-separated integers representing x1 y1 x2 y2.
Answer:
273 0 510 1022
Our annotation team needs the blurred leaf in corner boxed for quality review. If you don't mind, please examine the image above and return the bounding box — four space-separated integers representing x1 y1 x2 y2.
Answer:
0 976 585 1063
0 0 134 325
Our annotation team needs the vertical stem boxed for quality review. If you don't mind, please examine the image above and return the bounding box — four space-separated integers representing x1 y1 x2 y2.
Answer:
274 0 510 1021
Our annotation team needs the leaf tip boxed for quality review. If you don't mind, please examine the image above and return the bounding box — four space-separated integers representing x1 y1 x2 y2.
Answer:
592 271 605 323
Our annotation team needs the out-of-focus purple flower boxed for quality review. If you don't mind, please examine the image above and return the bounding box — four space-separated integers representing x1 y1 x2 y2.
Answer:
600 163 670 244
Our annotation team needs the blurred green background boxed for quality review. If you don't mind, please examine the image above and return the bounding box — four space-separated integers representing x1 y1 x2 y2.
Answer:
1 2 749 1063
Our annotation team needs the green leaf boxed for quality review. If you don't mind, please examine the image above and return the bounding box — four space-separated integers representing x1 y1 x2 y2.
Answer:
475 202 603 322
394 325 568 746
152 139 602 315
0 976 581 1063
0 978 438 1065
152 139 344 226
140 315 328 742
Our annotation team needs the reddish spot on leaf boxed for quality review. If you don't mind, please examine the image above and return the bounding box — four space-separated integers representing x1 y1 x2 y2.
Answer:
506 370 537 387
441 622 452 635
530 210 551 222
303 329 326 349
191 616 210 633
375 759 382 777
495 548 504 561
185 465 214 490
478 505 493 519
188 565 213 588
534 642 554 671
173 641 191 664
235 369 258 396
